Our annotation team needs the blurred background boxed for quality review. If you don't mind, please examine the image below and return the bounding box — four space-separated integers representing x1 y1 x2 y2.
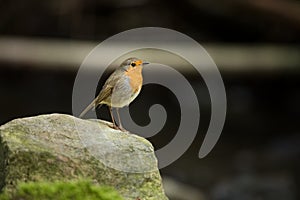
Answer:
0 0 300 199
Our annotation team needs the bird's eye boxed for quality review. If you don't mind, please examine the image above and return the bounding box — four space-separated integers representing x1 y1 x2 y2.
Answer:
131 62 136 67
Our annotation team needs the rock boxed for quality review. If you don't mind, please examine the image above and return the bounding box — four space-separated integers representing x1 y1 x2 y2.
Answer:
0 114 168 200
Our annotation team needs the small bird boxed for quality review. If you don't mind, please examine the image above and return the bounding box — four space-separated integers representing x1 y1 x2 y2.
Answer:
79 57 149 131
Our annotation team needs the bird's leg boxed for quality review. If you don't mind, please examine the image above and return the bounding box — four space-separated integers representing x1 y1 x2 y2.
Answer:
108 106 118 129
116 108 126 131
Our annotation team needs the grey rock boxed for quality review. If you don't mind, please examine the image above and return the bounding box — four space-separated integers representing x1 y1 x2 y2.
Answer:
0 113 168 200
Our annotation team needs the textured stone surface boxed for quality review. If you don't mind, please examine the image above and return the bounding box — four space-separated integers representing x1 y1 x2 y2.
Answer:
0 114 168 200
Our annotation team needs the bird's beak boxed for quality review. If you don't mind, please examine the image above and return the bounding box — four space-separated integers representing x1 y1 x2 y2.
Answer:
142 61 150 66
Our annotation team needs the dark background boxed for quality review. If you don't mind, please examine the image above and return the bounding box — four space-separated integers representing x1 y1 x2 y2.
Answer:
1 0 300 200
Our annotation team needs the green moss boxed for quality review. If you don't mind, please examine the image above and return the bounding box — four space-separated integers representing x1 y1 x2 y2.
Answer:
0 180 123 200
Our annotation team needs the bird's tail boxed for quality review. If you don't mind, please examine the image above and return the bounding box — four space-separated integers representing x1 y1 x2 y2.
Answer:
79 98 97 118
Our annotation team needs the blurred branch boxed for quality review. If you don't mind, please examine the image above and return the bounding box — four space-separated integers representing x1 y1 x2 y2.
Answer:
0 36 299 73
0 37 94 69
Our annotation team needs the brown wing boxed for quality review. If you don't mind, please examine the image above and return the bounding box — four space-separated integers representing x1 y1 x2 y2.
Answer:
79 69 123 118
95 85 113 105
96 69 126 104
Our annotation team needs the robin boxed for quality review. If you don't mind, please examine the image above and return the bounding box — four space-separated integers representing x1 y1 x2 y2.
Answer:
79 57 149 131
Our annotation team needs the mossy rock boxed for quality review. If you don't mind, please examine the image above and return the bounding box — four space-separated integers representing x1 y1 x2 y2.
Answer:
0 180 123 200
0 114 168 200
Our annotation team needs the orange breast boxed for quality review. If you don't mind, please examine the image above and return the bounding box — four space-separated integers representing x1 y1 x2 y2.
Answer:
125 66 143 93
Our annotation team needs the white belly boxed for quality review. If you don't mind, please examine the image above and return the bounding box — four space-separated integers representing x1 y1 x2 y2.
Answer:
110 78 142 108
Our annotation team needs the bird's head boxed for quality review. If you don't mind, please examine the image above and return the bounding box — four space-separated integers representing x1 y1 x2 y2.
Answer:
120 57 149 72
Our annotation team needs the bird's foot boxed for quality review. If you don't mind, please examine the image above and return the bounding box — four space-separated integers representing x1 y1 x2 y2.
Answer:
117 126 127 132
108 124 127 132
